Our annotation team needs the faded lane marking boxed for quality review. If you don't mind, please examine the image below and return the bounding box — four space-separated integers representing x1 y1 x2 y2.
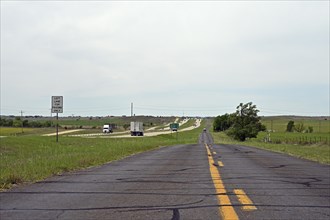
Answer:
205 144 239 220
234 189 257 211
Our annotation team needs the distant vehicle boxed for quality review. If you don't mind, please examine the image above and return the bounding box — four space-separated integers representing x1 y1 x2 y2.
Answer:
203 128 207 132
103 124 113 133
170 123 179 132
130 122 144 136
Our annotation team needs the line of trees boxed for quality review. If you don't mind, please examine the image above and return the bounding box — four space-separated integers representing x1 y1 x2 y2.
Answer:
213 102 266 141
0 117 53 128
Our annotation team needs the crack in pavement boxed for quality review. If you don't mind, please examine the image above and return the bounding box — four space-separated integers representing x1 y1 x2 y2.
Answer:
268 165 286 169
225 176 324 187
171 208 180 220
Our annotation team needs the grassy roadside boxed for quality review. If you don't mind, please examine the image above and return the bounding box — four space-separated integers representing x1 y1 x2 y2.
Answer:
0 123 204 190
211 131 330 164
0 127 55 136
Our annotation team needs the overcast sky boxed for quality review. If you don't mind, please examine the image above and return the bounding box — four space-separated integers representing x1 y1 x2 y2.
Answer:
1 0 329 117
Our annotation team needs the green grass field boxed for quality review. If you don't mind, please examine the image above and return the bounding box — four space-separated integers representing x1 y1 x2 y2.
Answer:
0 127 55 136
261 116 329 133
210 115 330 164
211 131 330 164
0 122 204 190
179 119 195 130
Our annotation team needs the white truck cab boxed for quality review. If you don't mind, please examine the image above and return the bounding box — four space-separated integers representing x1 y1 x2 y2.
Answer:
103 124 113 133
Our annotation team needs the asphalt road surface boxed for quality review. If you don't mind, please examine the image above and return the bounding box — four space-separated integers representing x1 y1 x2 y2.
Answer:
1 132 329 219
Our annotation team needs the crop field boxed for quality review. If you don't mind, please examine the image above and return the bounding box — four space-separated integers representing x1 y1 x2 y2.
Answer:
0 121 204 190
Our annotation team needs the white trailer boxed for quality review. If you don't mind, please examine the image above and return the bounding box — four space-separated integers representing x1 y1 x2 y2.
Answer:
130 122 144 136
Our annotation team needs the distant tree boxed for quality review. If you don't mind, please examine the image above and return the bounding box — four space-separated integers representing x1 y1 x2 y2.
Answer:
226 102 263 141
213 113 233 132
0 118 13 126
295 123 305 133
28 121 42 128
13 119 22 128
23 120 29 127
307 126 314 133
43 121 53 127
286 121 295 132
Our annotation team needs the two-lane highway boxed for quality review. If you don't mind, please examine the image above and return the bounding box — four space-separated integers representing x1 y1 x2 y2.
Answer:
1 132 329 219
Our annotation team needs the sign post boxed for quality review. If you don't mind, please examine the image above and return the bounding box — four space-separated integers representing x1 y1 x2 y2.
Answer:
51 96 63 143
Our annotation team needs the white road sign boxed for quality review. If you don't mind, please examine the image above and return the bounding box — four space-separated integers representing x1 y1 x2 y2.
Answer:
52 96 63 113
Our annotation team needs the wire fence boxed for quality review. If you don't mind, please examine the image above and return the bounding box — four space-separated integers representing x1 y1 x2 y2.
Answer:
264 136 329 145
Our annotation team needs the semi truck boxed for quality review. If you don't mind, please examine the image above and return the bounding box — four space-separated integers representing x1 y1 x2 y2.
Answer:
102 124 113 133
130 121 144 136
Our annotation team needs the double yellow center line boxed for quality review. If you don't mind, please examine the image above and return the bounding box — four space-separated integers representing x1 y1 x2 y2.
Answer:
205 144 239 220
205 144 257 220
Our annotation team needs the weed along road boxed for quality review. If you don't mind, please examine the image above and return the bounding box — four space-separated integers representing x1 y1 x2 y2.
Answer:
1 132 329 220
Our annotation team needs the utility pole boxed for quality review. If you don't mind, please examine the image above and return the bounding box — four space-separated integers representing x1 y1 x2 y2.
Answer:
131 102 133 117
20 110 24 133
56 113 59 143
271 120 273 132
